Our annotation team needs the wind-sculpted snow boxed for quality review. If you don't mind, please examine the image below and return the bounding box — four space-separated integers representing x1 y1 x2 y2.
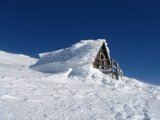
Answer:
31 39 110 74
0 50 160 120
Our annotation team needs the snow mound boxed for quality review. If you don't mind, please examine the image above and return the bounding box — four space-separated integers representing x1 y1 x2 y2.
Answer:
0 51 40 78
31 39 110 76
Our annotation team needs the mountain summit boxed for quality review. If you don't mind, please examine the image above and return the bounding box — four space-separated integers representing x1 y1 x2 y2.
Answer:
0 40 160 120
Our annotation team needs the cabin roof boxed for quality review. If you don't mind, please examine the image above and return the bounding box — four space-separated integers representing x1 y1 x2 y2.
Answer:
32 39 110 72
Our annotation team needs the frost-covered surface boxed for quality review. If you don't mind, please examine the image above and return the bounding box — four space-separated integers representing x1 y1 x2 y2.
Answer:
31 39 110 74
0 44 160 120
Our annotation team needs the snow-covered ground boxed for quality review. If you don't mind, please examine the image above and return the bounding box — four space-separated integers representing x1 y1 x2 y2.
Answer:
0 40 160 120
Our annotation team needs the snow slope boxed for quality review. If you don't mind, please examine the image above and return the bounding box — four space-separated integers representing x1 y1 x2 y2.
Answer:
0 40 160 120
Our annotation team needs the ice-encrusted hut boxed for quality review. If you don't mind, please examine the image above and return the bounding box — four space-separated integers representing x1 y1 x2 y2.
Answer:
31 39 123 79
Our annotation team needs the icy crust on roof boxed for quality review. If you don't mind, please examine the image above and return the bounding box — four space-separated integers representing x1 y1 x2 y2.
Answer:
31 39 110 74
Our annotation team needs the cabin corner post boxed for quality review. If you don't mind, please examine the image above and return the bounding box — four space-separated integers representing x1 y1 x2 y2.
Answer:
111 59 114 79
116 62 119 80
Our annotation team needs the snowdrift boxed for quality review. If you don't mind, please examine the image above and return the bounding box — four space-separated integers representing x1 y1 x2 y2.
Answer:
31 39 110 77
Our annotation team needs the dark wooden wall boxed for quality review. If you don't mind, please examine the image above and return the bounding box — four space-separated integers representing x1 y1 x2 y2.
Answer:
93 42 111 68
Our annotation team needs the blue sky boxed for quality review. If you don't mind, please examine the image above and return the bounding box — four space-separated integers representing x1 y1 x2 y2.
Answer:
0 0 159 84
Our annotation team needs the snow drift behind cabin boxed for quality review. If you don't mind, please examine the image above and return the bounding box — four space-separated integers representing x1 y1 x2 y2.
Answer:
31 39 122 79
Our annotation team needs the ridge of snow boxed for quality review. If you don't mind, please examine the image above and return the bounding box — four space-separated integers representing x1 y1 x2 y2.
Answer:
0 51 37 66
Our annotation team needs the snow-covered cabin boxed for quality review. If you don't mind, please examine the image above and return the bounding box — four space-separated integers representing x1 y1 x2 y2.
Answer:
31 39 122 79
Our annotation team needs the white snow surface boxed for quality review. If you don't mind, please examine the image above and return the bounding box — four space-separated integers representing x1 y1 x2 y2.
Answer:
0 41 160 120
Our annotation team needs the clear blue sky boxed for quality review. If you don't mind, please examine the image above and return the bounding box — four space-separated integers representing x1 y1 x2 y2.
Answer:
0 0 159 84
